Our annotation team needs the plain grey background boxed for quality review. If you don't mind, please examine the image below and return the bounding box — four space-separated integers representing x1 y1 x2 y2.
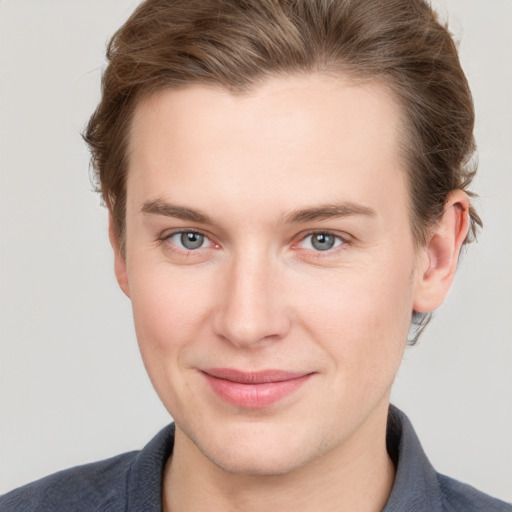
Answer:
1 0 511 501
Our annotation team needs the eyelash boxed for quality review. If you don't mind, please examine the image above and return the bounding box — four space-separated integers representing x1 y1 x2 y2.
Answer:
157 229 216 254
295 230 349 258
157 229 349 257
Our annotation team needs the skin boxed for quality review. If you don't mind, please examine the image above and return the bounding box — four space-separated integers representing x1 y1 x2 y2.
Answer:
110 74 469 511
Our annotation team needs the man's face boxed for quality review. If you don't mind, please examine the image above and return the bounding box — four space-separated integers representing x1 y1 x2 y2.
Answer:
119 74 426 475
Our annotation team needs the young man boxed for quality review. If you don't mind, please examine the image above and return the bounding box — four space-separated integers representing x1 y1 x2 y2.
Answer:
1 0 510 510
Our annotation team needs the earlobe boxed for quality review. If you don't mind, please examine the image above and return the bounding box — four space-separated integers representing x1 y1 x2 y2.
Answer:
108 215 131 298
413 190 470 313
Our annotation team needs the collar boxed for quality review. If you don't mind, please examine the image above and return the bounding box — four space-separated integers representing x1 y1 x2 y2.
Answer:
383 405 444 511
125 407 445 511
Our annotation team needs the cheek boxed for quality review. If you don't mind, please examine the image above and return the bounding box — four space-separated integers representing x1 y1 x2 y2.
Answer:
292 252 415 379
126 261 220 416
128 262 214 364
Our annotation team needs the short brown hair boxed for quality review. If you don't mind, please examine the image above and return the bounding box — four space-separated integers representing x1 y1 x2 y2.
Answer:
85 0 481 251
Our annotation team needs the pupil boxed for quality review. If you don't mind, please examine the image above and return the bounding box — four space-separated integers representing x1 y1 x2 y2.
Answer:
312 233 334 251
181 232 204 250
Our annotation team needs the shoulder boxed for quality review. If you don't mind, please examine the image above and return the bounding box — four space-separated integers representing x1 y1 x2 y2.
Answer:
0 450 138 512
437 473 511 512
0 424 175 512
385 406 510 512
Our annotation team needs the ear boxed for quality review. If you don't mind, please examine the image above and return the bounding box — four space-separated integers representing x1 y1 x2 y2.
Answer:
108 215 130 298
413 190 470 313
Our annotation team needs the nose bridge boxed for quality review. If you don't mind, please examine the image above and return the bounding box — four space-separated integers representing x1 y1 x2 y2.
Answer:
213 246 289 347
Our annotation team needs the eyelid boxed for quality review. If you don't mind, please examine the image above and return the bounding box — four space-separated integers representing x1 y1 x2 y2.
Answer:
156 227 350 256
158 228 218 251
292 230 350 254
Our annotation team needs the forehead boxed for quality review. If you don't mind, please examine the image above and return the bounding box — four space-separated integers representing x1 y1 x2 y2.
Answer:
127 74 408 221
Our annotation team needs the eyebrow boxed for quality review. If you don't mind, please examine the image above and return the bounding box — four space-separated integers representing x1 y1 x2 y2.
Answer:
282 202 377 223
141 198 376 225
141 199 213 224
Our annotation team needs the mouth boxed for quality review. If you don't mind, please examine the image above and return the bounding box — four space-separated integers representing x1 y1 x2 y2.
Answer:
200 368 314 408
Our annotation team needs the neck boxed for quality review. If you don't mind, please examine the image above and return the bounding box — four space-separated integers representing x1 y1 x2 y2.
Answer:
163 406 395 512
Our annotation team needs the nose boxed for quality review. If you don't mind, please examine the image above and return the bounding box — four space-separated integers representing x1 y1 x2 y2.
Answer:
212 251 291 349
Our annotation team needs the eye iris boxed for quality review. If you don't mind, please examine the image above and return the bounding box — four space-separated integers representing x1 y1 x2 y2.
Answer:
180 232 204 250
311 233 335 251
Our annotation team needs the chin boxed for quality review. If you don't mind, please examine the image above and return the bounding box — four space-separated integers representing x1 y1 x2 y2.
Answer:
185 419 314 477
206 445 305 477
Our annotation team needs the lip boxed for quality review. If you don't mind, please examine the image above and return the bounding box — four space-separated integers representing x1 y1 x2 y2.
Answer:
201 368 314 408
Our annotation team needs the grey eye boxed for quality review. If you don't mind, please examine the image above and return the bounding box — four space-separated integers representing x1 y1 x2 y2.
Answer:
310 233 336 251
298 232 344 252
178 232 205 250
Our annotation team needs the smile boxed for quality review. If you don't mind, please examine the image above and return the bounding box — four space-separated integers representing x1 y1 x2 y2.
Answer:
200 368 314 408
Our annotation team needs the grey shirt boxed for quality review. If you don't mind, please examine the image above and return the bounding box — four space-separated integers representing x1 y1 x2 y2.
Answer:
1 406 509 511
